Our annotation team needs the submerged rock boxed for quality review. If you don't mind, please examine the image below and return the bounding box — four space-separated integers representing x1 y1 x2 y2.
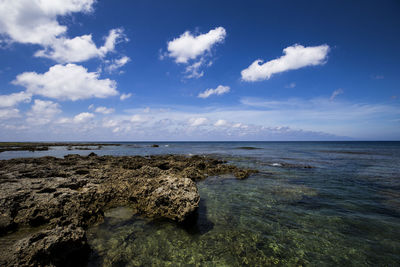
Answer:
0 154 257 266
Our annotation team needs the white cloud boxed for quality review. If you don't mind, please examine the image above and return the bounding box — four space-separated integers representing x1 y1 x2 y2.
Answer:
73 112 94 123
0 1 127 63
241 44 330 82
13 64 118 101
214 119 228 127
120 93 132 101
0 108 20 120
0 91 31 108
130 114 146 123
184 60 204 79
0 0 94 45
189 117 208 126
239 96 400 137
330 88 343 101
26 99 61 125
34 29 127 63
102 118 118 128
95 106 115 114
100 28 128 54
164 27 226 78
166 27 226 63
105 56 130 73
57 112 95 124
198 85 230 98
3 98 400 140
231 122 248 129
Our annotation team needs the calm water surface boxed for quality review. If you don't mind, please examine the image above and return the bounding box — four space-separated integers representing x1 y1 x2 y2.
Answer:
2 142 400 266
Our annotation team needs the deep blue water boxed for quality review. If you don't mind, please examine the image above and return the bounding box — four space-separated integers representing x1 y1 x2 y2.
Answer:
2 142 400 266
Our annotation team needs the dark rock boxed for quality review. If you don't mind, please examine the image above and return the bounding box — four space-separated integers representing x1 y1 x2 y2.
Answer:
0 213 17 236
12 225 90 267
181 166 206 181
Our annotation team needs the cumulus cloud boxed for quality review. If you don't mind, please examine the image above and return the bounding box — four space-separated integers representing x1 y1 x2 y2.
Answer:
214 119 228 127
120 93 132 101
164 27 226 78
35 29 127 63
73 112 94 123
198 85 230 99
13 64 118 101
241 44 330 82
0 1 127 63
105 56 130 73
26 99 61 125
0 91 31 108
95 106 115 114
189 117 208 126
0 0 93 44
130 114 147 123
57 112 95 124
102 118 118 128
232 122 248 129
330 88 343 101
166 27 226 63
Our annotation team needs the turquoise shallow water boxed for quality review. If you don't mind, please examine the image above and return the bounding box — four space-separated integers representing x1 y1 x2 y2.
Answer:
2 142 400 266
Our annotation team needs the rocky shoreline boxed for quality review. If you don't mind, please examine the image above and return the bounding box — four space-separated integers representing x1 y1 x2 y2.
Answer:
0 154 257 266
0 142 120 153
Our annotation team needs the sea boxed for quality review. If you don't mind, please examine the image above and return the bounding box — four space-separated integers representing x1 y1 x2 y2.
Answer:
1 141 399 266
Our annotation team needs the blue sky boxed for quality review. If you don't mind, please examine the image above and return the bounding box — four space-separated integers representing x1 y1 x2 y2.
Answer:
0 0 399 141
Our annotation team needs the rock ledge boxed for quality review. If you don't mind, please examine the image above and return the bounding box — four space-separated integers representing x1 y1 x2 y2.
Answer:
0 154 257 266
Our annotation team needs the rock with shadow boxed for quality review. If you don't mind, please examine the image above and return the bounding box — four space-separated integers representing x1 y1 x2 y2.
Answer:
0 154 257 266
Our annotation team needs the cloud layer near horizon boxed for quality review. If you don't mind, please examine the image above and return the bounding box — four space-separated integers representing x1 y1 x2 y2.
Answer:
1 94 399 141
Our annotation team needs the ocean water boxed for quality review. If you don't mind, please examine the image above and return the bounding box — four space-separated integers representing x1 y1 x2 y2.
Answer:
2 142 400 266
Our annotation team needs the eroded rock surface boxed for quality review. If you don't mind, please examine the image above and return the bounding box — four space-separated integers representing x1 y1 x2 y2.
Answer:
0 154 257 266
